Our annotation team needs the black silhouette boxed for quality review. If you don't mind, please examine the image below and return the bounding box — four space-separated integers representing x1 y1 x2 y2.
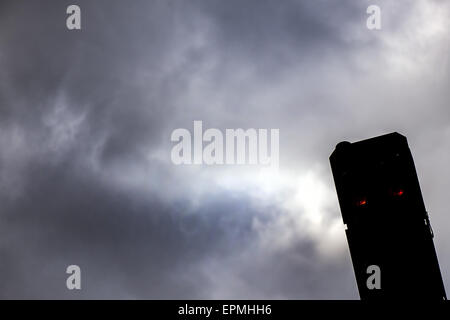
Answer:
330 132 446 300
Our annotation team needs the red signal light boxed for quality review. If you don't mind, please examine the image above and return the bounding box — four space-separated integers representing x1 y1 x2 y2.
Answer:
357 199 367 206
393 189 404 196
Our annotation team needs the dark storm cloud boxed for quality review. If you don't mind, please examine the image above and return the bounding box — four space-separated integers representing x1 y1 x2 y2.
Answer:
0 0 448 299
195 0 367 53
0 0 176 156
0 157 257 298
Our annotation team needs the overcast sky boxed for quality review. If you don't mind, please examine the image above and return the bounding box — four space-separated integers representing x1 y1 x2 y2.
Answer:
0 0 449 299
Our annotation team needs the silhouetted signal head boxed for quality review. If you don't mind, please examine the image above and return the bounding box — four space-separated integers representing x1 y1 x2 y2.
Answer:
329 132 446 300
330 132 426 225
